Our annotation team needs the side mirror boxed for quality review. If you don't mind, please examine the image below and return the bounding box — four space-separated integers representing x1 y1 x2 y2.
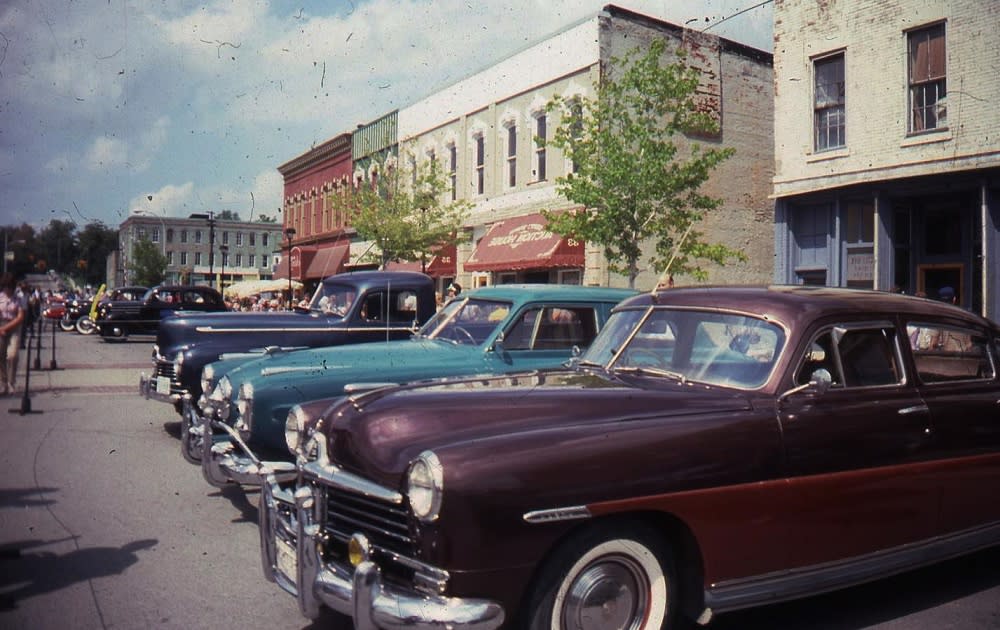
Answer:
491 331 505 353
778 367 834 405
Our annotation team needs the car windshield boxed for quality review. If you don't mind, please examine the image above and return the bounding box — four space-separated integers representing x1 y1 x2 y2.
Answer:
582 307 786 389
417 297 512 346
309 284 359 317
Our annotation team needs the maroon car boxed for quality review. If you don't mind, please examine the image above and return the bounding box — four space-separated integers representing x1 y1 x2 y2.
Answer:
262 286 1000 630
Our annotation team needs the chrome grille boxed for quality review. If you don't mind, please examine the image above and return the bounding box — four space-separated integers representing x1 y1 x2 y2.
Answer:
153 358 176 381
321 485 417 584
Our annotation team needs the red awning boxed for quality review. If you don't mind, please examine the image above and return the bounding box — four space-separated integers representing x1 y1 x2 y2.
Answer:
464 213 583 272
273 243 349 280
383 243 457 278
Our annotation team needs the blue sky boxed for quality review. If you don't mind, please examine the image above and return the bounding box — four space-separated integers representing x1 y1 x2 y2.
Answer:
0 1 773 231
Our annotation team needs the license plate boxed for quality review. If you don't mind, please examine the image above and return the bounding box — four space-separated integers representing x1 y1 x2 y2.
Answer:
156 376 171 395
275 536 297 582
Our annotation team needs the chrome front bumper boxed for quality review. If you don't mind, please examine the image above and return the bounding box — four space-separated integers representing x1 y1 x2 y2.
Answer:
138 372 181 404
199 408 295 488
259 474 505 630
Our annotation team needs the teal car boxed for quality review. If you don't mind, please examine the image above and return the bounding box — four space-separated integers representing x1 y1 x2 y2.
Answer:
196 284 636 487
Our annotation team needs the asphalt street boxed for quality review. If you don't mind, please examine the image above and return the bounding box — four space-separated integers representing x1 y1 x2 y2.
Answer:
0 322 997 629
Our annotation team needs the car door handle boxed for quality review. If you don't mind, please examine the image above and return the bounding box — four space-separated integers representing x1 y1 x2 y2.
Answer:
898 404 929 416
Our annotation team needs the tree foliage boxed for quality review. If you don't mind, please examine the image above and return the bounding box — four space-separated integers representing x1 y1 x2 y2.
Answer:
328 154 471 269
2 220 117 287
128 238 167 287
255 214 277 223
542 38 744 288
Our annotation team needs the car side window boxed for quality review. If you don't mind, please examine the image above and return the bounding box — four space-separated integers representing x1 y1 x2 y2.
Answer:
906 322 995 383
795 324 902 388
533 307 596 350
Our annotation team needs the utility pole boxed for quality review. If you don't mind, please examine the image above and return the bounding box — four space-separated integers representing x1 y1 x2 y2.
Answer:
207 211 216 281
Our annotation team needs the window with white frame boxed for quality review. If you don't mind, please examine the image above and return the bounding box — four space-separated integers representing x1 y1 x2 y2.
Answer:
151 228 160 243
235 253 243 267
222 231 229 245
167 251 174 264
236 232 244 246
137 227 146 240
180 230 188 244
195 252 202 265
249 232 256 246
814 53 845 151
448 143 457 201
249 254 257 268
180 251 188 265
534 113 547 182
474 134 485 195
195 230 202 244
908 23 946 133
262 233 270 248
505 123 517 188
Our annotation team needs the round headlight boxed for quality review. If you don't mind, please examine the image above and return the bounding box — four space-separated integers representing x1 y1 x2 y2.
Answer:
235 381 254 437
407 451 443 523
216 376 233 402
285 405 307 454
201 364 216 397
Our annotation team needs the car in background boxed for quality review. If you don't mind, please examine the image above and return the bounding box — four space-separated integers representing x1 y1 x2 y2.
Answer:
262 285 1000 630
197 284 637 488
97 285 227 340
139 271 436 463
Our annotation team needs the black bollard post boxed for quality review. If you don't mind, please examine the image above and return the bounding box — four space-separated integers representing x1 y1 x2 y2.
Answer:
49 314 59 370
10 314 39 415
33 316 42 371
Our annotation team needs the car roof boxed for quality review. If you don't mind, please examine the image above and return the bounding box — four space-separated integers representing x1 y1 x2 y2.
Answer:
619 285 999 331
465 284 637 303
321 270 433 288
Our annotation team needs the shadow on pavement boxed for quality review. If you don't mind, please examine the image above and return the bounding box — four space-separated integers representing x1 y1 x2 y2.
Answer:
0 538 157 611
211 484 259 524
0 487 59 510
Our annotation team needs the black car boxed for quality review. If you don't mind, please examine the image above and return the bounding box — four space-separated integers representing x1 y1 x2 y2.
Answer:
139 270 435 422
98 285 227 340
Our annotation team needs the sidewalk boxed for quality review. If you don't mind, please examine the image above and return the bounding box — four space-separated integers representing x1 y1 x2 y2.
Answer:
9 322 151 399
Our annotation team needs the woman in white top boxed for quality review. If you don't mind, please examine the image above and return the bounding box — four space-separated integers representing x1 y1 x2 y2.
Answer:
0 273 25 396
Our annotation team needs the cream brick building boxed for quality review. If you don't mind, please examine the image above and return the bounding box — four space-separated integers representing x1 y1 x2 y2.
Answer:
772 0 1000 318
395 5 774 290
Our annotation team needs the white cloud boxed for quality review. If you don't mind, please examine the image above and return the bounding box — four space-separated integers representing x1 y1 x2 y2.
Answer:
129 182 196 219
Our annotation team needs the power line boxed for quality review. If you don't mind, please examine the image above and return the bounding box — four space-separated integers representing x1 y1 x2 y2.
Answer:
701 0 773 33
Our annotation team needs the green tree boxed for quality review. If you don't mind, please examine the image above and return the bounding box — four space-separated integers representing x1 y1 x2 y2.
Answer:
255 214 277 223
329 154 471 269
76 221 118 287
216 210 242 221
37 219 80 277
543 38 745 288
128 238 167 287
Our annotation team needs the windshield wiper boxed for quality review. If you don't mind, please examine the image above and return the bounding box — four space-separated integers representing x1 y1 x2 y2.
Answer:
611 365 687 383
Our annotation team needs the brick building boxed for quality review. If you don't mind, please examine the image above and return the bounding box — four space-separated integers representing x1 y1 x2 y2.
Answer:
277 4 775 293
772 0 1000 318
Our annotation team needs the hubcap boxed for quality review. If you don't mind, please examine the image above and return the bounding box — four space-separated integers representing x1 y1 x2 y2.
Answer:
562 556 649 630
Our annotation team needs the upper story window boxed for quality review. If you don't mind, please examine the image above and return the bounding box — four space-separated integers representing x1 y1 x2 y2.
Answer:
180 251 188 265
474 134 485 195
262 232 270 248
166 229 174 243
814 53 845 151
249 232 256 247
195 230 202 244
222 230 230 245
534 113 547 182
136 227 147 240
195 251 202 265
908 23 947 133
151 227 160 243
505 123 517 188
180 230 188 244
236 232 244 246
448 144 458 201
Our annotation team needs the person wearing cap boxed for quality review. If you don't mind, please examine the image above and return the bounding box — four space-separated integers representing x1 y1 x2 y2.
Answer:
938 286 957 305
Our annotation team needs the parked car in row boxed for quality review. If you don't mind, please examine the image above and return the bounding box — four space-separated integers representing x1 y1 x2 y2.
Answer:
139 270 436 463
259 285 1000 630
60 286 148 335
195 284 637 489
97 284 227 340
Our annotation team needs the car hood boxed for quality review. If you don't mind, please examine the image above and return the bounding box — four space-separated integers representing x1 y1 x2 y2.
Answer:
158 310 340 349
320 369 752 485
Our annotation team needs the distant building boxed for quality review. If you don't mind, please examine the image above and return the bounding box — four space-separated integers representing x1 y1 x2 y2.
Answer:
117 213 284 289
772 0 1000 318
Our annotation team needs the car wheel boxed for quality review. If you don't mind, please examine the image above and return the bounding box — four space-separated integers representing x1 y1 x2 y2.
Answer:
75 316 96 335
180 404 202 464
525 522 676 630
59 315 76 332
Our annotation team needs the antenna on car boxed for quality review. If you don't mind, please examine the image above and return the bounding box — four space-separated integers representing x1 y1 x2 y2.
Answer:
651 223 693 303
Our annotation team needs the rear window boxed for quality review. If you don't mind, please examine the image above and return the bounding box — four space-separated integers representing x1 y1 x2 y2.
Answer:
907 323 995 383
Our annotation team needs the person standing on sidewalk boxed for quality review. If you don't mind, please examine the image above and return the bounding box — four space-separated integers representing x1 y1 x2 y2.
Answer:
0 273 25 396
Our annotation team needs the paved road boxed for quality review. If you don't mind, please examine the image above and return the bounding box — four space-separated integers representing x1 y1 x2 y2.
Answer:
0 322 997 629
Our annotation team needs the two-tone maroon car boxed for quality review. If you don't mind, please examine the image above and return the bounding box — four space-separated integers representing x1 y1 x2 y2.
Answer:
261 286 1000 630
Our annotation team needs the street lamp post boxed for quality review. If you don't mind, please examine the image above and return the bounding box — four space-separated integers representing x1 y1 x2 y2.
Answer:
284 227 296 311
219 244 229 293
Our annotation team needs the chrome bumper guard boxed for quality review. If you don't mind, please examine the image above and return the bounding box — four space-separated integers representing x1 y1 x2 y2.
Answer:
199 408 295 488
138 372 180 404
263 480 504 630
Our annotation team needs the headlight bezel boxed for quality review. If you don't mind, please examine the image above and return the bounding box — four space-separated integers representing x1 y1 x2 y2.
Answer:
200 364 216 398
407 450 444 523
235 381 254 438
284 404 307 455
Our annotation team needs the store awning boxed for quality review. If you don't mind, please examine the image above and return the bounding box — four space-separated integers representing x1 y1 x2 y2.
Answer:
273 243 350 281
464 213 583 272
384 244 457 278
